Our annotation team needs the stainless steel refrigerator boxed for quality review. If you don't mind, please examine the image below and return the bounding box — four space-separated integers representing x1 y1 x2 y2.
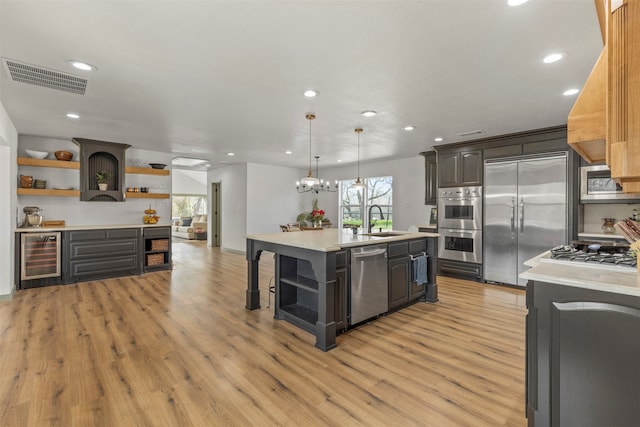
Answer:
484 153 568 286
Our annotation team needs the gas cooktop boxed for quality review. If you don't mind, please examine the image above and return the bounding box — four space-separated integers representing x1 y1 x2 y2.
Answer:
543 242 637 271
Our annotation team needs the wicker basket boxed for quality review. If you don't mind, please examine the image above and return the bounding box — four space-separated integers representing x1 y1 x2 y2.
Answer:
147 253 165 266
150 239 169 251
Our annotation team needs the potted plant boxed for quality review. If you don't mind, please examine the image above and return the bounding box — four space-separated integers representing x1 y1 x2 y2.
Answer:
96 171 112 191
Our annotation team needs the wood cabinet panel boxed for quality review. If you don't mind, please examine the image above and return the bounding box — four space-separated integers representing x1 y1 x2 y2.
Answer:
421 151 437 204
437 150 482 187
527 281 640 426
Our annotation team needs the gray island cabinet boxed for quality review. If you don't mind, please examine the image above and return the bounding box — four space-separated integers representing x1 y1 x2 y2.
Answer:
521 262 640 427
245 229 438 351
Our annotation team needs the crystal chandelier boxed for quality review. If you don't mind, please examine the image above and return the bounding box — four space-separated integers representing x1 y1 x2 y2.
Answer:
350 128 366 191
296 114 337 193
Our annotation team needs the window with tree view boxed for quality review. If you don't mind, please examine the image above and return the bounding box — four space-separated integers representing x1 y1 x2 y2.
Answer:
172 194 207 221
339 176 392 232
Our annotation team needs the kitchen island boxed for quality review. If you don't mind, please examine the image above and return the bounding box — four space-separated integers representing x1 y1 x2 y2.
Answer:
521 259 640 427
246 229 439 351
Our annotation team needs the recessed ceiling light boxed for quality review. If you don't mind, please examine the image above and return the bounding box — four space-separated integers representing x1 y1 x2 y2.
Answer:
303 89 318 98
204 164 211 167
563 88 579 96
507 0 528 6
227 152 235 156
68 60 96 71
434 137 444 142
543 53 565 64
337 159 343 163
403 126 416 131
66 113 80 119
285 150 292 154
361 110 377 117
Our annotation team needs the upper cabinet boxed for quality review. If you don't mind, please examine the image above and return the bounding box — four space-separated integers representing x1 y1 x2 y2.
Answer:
420 151 437 204
568 0 640 193
74 138 130 202
607 0 640 193
437 149 482 187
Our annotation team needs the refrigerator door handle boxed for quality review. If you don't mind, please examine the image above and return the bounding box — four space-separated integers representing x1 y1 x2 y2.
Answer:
519 198 524 234
510 198 516 233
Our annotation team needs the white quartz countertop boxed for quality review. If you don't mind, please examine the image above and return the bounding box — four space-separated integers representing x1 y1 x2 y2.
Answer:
520 253 640 297
246 229 439 252
15 223 171 233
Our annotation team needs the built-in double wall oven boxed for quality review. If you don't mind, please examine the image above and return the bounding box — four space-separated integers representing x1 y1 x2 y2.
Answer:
437 186 482 264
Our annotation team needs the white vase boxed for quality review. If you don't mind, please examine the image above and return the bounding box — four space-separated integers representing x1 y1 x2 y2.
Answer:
98 183 108 191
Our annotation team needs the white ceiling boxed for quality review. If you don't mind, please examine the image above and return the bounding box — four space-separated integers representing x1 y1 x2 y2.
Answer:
0 1 602 170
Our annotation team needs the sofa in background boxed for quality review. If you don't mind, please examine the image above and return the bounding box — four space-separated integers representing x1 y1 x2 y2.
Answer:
173 214 207 240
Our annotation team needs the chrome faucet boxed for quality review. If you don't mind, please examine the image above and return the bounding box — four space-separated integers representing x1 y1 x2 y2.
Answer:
368 205 384 233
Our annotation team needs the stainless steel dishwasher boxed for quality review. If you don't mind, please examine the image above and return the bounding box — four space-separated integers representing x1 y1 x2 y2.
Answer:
350 244 388 325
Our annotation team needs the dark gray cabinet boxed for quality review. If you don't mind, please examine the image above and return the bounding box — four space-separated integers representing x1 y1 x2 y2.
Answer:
388 239 428 310
437 149 482 187
65 228 141 282
526 280 640 427
143 226 172 271
420 151 437 205
334 250 348 332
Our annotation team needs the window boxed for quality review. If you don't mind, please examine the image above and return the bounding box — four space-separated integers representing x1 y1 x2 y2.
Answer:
172 194 207 220
339 176 393 232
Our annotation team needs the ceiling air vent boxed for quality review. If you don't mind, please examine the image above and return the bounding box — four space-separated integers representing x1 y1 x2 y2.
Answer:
3 58 88 95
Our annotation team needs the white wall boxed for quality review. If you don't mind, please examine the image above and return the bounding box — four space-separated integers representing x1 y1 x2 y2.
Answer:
323 155 431 231
0 101 19 298
208 163 248 252
17 136 172 226
246 163 309 234
582 203 640 234
172 169 207 195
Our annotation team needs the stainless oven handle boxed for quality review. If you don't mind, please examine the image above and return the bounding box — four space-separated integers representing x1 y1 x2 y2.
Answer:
519 198 524 234
446 198 473 202
446 229 474 234
511 198 516 233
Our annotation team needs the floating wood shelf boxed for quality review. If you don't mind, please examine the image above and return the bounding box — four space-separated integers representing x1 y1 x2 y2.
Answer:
17 157 80 169
17 158 170 176
125 166 170 176
126 192 170 199
17 188 80 197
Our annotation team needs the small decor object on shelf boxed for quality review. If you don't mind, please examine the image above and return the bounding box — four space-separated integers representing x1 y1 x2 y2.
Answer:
95 171 112 190
54 150 73 161
25 149 48 159
149 163 167 169
20 175 33 188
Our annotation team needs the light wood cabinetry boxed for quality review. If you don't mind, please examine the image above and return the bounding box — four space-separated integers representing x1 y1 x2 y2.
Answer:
607 0 640 192
568 0 640 192
16 157 170 198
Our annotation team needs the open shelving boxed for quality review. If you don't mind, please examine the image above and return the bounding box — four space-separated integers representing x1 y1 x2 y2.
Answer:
278 255 319 332
17 157 171 198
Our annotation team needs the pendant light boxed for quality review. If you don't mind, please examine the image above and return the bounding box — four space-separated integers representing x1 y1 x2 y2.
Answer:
350 128 366 190
297 114 320 189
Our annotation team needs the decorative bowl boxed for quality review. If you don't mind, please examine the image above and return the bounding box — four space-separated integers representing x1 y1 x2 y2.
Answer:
149 163 167 169
55 150 73 161
25 149 48 159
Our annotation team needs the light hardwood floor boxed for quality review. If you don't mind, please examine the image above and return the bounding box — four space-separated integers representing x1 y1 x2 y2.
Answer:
0 240 527 426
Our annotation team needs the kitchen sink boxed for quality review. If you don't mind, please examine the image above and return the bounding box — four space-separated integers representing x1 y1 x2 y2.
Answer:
362 232 407 237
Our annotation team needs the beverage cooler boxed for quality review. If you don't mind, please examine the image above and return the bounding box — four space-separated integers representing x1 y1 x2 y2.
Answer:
19 232 62 289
